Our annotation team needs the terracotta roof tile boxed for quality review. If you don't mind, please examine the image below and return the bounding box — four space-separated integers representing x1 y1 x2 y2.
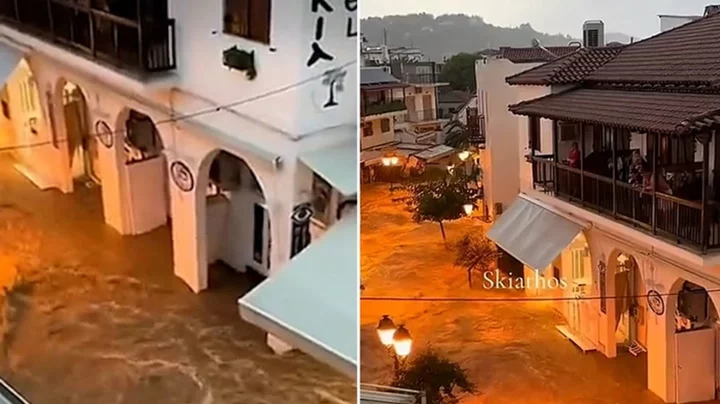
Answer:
587 12 720 85
506 47 625 85
499 46 581 64
509 88 720 135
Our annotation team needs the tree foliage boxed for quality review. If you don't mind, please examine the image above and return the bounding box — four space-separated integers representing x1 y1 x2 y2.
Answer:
439 53 481 91
454 230 501 287
392 348 477 404
443 120 471 149
405 171 480 241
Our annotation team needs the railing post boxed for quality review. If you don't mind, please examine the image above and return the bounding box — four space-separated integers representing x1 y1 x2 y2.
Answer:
651 133 658 234
700 132 711 252
89 10 95 57
611 127 617 217
553 120 559 196
12 0 18 21
580 122 585 205
46 0 54 36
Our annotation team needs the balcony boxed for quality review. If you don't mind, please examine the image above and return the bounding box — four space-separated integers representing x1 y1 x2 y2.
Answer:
530 150 720 252
0 0 176 74
403 73 439 85
408 109 438 123
362 100 407 117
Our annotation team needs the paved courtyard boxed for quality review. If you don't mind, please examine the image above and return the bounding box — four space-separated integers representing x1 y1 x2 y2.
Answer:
360 184 663 404
0 154 354 404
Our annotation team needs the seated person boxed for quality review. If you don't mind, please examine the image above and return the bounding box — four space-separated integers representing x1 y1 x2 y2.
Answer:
628 150 645 186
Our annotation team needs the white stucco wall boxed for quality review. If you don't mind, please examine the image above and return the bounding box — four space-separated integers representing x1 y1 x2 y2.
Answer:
659 15 699 32
475 58 547 216
361 115 396 150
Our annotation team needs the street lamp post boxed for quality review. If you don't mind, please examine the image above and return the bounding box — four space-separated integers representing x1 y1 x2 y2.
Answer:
382 156 400 193
376 315 413 373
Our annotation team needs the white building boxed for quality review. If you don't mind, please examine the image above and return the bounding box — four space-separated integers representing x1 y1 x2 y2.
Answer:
658 14 701 32
0 0 357 375
475 44 582 218
486 11 720 403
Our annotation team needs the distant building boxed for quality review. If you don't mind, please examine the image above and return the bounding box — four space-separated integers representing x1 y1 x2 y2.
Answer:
658 14 701 32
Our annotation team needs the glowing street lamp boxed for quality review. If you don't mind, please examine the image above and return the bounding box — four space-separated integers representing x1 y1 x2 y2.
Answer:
447 164 455 174
463 204 474 216
376 315 397 347
392 325 413 358
458 151 471 161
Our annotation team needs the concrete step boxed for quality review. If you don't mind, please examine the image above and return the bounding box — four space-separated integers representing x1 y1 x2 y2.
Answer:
556 325 597 353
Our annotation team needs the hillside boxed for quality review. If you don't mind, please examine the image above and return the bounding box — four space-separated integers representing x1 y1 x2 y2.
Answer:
362 14 631 61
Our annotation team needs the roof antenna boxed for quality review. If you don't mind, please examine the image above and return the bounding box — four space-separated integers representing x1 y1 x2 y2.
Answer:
532 38 557 58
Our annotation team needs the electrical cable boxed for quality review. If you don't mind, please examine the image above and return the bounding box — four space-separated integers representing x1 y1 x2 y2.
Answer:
0 59 357 153
361 287 720 303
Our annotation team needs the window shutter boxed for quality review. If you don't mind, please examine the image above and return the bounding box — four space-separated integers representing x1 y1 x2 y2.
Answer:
225 0 249 36
249 0 271 44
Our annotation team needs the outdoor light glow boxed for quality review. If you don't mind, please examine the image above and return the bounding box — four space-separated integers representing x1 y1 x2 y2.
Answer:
392 325 413 357
382 157 392 166
390 156 399 166
382 156 399 166
376 315 397 346
463 204 473 216
447 164 455 173
459 151 471 161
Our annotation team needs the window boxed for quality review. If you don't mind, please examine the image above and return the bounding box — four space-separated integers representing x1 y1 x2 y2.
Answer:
311 173 332 225
363 122 373 137
380 118 390 133
224 0 271 44
528 117 540 152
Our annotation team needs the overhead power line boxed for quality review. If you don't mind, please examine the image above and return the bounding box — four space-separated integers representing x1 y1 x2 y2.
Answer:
361 287 720 303
0 59 356 153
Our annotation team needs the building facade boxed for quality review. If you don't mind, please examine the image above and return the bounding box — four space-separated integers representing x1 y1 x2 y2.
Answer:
0 0 358 369
487 11 720 403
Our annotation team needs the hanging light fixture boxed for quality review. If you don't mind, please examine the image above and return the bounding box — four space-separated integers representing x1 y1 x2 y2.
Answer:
392 325 413 358
376 315 397 346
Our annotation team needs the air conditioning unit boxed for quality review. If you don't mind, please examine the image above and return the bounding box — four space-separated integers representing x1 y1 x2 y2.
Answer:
583 20 605 48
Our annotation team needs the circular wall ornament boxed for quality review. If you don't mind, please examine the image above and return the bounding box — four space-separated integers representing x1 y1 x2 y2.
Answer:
647 290 665 316
95 120 113 148
170 161 194 192
291 203 314 225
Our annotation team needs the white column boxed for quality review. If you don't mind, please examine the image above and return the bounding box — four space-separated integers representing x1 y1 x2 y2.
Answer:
168 157 207 293
99 126 130 234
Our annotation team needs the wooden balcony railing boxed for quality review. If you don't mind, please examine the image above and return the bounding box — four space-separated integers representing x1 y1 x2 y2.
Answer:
361 100 407 117
530 155 720 251
0 0 176 73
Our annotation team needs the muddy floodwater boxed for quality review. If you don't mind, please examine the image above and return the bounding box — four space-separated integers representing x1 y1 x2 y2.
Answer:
0 155 355 404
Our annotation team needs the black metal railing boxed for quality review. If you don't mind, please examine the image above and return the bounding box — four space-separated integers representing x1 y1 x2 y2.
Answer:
402 73 438 85
530 156 719 251
0 0 176 73
361 100 407 117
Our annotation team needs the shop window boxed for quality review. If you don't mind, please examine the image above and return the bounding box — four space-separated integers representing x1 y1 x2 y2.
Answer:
380 118 390 133
224 0 271 44
311 173 332 225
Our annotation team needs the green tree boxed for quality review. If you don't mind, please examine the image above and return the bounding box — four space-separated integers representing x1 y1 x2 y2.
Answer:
405 172 480 241
440 53 481 91
392 348 477 404
443 120 471 149
454 230 500 288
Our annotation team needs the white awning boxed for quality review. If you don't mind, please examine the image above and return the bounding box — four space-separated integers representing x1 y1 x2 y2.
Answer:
300 139 357 195
487 196 585 271
238 213 358 378
0 43 23 86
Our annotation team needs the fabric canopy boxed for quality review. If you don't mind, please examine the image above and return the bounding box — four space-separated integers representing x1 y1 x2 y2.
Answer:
487 196 585 271
300 138 358 195
238 214 358 378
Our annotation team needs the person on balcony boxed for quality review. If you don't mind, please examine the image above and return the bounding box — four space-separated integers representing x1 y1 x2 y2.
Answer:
629 150 645 186
641 163 673 195
567 142 580 169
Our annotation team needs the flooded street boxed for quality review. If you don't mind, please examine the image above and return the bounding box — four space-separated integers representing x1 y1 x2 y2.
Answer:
360 184 662 404
0 154 354 404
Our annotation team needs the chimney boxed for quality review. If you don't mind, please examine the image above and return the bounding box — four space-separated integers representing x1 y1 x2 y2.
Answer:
582 20 605 48
705 5 720 16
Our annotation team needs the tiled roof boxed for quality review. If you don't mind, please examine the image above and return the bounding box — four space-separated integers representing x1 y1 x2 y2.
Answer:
361 67 400 86
499 46 581 64
508 88 720 135
587 11 720 85
506 46 625 85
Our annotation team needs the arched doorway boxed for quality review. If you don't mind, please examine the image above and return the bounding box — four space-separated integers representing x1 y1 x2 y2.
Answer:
670 279 719 402
202 150 269 288
121 109 169 234
62 81 99 185
564 233 594 340
613 253 647 355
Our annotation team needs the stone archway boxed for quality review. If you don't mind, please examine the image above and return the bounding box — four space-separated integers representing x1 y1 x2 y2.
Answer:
196 148 271 289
